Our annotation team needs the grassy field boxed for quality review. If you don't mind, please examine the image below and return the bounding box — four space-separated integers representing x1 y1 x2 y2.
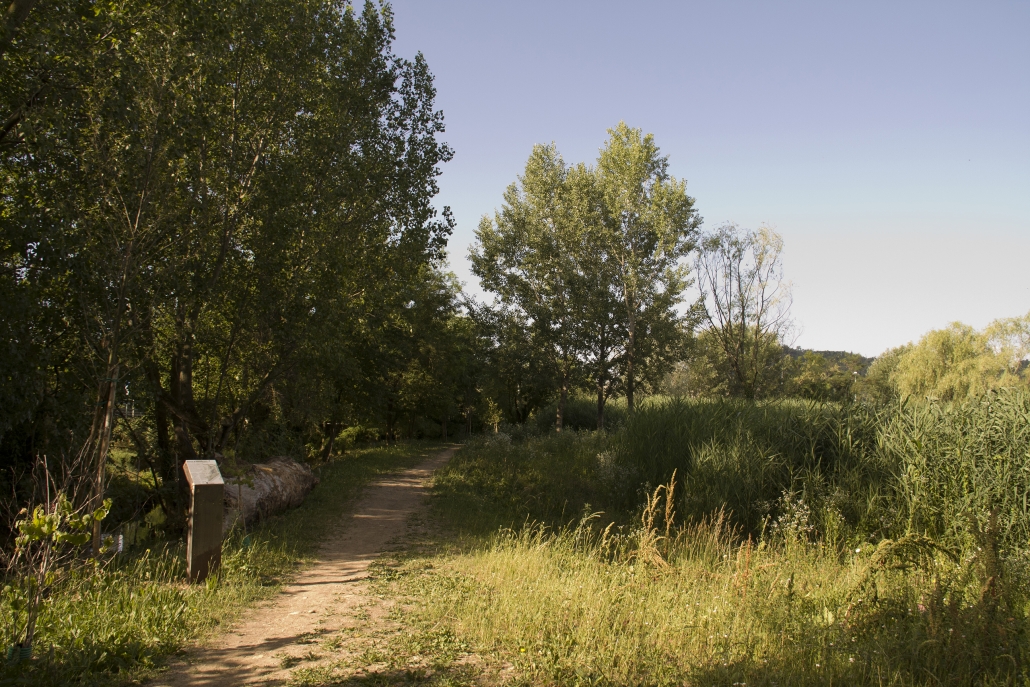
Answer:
375 392 1030 686
0 442 442 686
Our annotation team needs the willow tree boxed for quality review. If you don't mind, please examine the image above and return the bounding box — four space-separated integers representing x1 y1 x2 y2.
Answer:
891 316 1030 401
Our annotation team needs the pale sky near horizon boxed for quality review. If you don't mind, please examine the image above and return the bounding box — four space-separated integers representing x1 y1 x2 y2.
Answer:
388 0 1029 358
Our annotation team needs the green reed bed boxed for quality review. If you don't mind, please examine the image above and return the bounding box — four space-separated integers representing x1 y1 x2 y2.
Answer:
401 392 1030 685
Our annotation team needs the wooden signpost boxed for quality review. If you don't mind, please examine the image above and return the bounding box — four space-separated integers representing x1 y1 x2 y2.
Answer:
183 460 224 582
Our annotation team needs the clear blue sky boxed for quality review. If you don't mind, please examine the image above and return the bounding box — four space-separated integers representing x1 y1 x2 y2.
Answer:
389 0 1030 357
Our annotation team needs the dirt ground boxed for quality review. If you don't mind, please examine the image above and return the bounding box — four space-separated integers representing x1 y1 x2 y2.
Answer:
150 446 458 687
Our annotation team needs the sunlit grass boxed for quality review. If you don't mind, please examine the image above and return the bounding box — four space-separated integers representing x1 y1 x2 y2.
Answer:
402 522 1024 685
393 396 1030 685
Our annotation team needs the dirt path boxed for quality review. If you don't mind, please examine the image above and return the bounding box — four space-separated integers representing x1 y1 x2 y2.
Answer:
151 446 458 687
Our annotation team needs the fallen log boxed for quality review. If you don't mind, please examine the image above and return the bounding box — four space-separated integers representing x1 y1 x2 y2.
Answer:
223 457 319 533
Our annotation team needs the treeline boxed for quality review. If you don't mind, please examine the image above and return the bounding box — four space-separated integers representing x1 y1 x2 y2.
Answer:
471 130 1030 418
0 0 484 525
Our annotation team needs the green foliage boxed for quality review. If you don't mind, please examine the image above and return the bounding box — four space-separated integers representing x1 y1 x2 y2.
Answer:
892 317 1029 401
471 123 699 431
783 349 872 402
594 123 701 411
471 143 591 430
468 304 555 425
666 327 786 399
531 395 628 433
14 496 110 550
1 0 463 529
880 391 1030 551
857 344 911 403
3 491 113 656
439 390 1030 559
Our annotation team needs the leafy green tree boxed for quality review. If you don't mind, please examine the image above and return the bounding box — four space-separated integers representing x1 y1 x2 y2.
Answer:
471 144 586 430
562 163 627 428
1 0 454 526
473 126 698 425
665 326 782 399
595 122 700 411
857 345 910 404
892 319 1029 401
471 303 554 425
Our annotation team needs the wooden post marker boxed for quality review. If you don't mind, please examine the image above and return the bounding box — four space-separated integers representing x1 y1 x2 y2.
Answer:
183 460 224 583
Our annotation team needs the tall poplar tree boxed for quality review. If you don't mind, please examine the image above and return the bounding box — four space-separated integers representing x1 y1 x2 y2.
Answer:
471 144 584 430
596 122 701 411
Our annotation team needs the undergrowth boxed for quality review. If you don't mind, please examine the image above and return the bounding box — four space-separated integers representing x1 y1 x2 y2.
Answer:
395 392 1030 685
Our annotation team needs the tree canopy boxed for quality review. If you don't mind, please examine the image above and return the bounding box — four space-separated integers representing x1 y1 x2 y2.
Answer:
471 124 700 429
0 0 471 525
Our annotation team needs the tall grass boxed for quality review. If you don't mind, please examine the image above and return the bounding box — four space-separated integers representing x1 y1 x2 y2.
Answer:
881 391 1030 553
531 395 629 433
401 391 1030 685
407 516 1025 685
0 442 441 686
611 391 1030 554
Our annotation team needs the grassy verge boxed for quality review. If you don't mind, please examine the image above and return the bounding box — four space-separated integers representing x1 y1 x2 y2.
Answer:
0 441 443 686
367 396 1030 686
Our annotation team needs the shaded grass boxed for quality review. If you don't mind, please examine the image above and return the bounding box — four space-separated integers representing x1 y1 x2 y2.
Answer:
0 441 443 686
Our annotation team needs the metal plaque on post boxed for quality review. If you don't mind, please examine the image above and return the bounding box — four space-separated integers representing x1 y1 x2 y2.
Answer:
183 460 224 582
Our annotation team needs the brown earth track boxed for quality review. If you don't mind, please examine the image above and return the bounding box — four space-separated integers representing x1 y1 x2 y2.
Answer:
150 446 458 687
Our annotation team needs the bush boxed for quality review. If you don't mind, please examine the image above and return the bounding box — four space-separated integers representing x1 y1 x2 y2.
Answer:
531 395 627 433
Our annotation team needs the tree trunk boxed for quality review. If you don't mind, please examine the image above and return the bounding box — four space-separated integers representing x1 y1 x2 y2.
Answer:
625 292 636 413
140 314 177 487
320 421 340 461
625 328 635 413
556 374 568 432
89 363 119 554
385 400 395 445
153 382 175 483
596 380 605 430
